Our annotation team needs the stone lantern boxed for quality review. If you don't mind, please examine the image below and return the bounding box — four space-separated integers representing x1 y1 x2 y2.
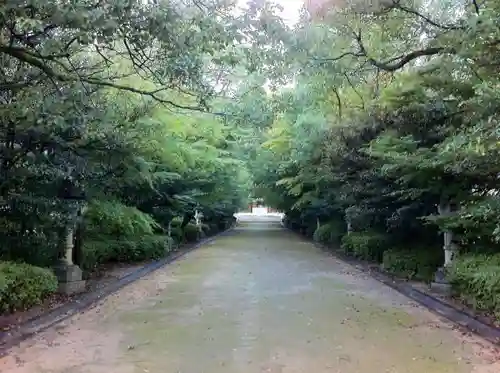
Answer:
52 178 87 295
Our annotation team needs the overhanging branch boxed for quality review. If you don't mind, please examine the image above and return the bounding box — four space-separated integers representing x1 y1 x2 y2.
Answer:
317 28 452 73
0 44 208 112
388 2 464 30
367 47 447 71
472 0 480 14
312 51 365 63
352 30 452 72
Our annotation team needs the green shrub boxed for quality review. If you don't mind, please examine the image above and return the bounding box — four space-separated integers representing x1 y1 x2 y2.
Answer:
341 231 388 262
169 226 183 244
448 254 500 316
213 219 228 232
0 262 58 313
80 240 116 271
184 223 201 242
205 223 220 236
0 220 60 267
80 235 173 271
168 218 209 243
382 248 442 281
170 216 183 228
85 200 160 238
193 218 233 239
304 223 317 238
114 235 173 262
313 220 346 246
201 223 212 236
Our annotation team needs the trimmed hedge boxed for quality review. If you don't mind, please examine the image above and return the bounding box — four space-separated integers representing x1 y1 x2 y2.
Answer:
169 218 220 243
201 223 211 236
313 220 345 245
81 216 236 271
80 235 173 271
0 262 58 313
85 200 160 237
184 223 202 242
341 231 389 262
81 215 235 271
382 248 442 282
304 223 317 238
0 231 60 268
448 254 500 316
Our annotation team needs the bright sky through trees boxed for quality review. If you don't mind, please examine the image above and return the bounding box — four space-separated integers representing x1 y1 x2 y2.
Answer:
274 0 303 24
236 0 303 25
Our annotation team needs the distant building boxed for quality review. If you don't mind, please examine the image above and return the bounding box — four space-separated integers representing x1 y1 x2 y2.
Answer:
246 198 281 214
248 198 264 213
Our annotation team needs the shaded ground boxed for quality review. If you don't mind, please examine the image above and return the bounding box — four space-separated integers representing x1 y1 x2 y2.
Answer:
0 262 147 334
1 215 499 373
410 281 500 329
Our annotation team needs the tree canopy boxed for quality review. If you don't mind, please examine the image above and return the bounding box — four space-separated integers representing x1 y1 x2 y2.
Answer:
3 0 500 318
0 0 289 269
246 0 500 315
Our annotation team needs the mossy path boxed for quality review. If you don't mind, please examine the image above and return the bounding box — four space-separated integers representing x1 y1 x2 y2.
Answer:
1 215 499 373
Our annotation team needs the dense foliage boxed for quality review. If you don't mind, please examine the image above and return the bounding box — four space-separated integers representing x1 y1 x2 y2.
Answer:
0 0 292 312
250 1 500 317
3 0 500 319
0 262 58 312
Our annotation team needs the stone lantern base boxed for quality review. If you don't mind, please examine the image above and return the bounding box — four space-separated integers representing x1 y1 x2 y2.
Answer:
430 267 451 295
53 264 86 295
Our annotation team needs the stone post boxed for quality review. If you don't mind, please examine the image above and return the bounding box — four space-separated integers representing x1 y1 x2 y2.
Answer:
167 221 172 237
431 201 457 294
53 227 86 295
62 228 74 265
438 202 459 268
194 209 204 234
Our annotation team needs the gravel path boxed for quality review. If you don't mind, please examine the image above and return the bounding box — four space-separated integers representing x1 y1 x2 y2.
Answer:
1 215 499 373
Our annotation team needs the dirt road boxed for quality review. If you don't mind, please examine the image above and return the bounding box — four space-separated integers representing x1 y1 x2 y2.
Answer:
1 215 499 372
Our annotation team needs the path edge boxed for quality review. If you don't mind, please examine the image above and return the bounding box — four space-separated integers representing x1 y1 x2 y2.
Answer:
0 227 235 356
283 224 500 346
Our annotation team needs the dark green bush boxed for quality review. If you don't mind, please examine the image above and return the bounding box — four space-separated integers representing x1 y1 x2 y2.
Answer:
304 223 317 238
213 219 231 232
382 248 442 281
170 216 183 229
184 223 201 242
341 231 388 262
201 223 211 236
80 235 173 271
169 226 183 244
85 200 160 238
313 220 346 246
0 220 60 267
0 262 58 313
194 218 233 238
205 223 221 236
448 254 500 316
114 235 172 262
168 217 212 243
80 240 116 271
